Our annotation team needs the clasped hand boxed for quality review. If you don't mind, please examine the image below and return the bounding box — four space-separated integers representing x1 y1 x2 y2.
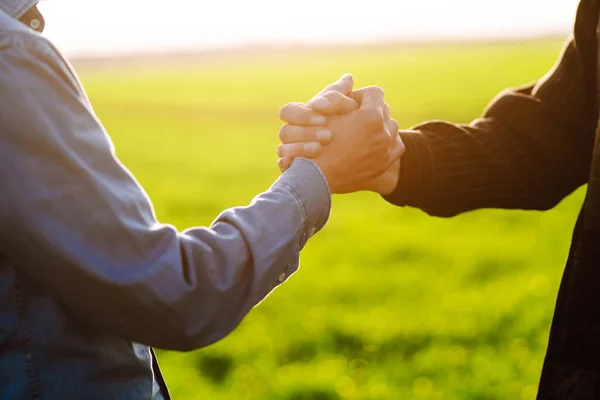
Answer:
277 74 405 195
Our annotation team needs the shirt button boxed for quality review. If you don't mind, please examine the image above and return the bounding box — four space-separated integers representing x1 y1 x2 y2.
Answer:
278 272 286 283
30 19 41 30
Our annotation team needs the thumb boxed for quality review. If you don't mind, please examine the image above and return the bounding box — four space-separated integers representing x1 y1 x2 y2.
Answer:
314 74 354 100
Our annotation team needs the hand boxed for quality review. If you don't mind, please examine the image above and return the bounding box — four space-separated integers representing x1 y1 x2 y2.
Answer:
277 79 404 194
278 73 359 135
279 85 404 194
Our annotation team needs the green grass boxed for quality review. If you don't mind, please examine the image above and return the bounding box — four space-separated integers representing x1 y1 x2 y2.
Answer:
77 38 581 399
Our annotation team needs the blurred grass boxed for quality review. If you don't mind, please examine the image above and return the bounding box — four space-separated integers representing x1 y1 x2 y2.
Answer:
77 38 581 399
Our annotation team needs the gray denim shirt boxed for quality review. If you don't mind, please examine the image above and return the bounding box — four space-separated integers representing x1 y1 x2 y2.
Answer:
0 2 331 399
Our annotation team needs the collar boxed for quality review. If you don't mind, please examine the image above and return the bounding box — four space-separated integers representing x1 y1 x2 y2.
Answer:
18 3 43 32
0 0 37 18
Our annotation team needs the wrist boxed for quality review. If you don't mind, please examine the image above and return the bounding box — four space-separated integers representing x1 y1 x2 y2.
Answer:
274 158 332 241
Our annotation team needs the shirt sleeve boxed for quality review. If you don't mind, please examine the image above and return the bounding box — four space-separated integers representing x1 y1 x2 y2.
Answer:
383 37 597 217
0 32 331 351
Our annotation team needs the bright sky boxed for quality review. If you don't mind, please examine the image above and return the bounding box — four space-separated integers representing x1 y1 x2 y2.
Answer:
38 0 580 56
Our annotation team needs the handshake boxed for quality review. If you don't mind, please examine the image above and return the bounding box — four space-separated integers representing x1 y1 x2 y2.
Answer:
277 74 405 195
277 75 404 195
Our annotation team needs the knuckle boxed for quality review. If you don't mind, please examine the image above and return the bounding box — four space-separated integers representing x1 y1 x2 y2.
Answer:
366 85 385 98
324 91 341 103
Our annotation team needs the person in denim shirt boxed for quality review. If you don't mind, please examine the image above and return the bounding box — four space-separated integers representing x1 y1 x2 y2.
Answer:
0 1 403 398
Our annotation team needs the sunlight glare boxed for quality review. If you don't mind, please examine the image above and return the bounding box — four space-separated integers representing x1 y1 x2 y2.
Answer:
38 0 579 55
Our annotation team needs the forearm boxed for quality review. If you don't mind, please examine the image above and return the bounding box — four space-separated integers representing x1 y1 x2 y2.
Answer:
384 38 596 216
166 158 330 350
58 163 326 351
3 156 329 351
386 119 592 217
0 37 331 351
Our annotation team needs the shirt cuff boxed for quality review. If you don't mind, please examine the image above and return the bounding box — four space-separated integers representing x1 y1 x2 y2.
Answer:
382 129 436 207
271 158 331 248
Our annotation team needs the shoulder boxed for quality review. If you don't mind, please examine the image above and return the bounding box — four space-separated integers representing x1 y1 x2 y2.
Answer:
0 9 68 71
0 10 90 134
0 6 38 46
0 12 82 101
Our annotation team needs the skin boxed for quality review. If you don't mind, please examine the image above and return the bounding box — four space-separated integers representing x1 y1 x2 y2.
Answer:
278 75 404 195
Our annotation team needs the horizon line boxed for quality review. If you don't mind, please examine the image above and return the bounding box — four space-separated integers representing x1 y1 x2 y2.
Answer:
67 32 568 65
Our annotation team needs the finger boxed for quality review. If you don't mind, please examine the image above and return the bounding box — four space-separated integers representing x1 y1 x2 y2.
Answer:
350 87 386 131
352 86 385 113
388 118 399 136
279 102 327 126
315 73 354 98
279 124 333 144
278 156 294 172
277 142 322 158
383 104 391 122
307 91 360 115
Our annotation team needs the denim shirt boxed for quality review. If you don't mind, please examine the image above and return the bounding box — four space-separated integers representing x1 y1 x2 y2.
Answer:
0 3 331 399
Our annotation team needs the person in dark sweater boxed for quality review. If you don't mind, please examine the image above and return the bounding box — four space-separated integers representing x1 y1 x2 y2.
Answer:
277 0 600 397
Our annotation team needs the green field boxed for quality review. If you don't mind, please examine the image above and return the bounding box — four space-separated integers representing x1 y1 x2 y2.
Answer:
77 38 582 399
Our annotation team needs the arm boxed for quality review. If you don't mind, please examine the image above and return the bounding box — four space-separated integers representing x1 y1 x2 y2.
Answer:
278 38 597 216
384 37 597 217
0 34 330 351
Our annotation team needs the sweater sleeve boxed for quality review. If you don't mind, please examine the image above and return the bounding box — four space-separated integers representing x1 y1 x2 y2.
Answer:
384 37 597 217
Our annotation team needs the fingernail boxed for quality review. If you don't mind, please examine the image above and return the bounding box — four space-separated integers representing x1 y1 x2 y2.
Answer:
342 73 353 81
311 115 327 126
311 97 330 111
277 145 284 157
316 129 332 142
304 142 321 154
